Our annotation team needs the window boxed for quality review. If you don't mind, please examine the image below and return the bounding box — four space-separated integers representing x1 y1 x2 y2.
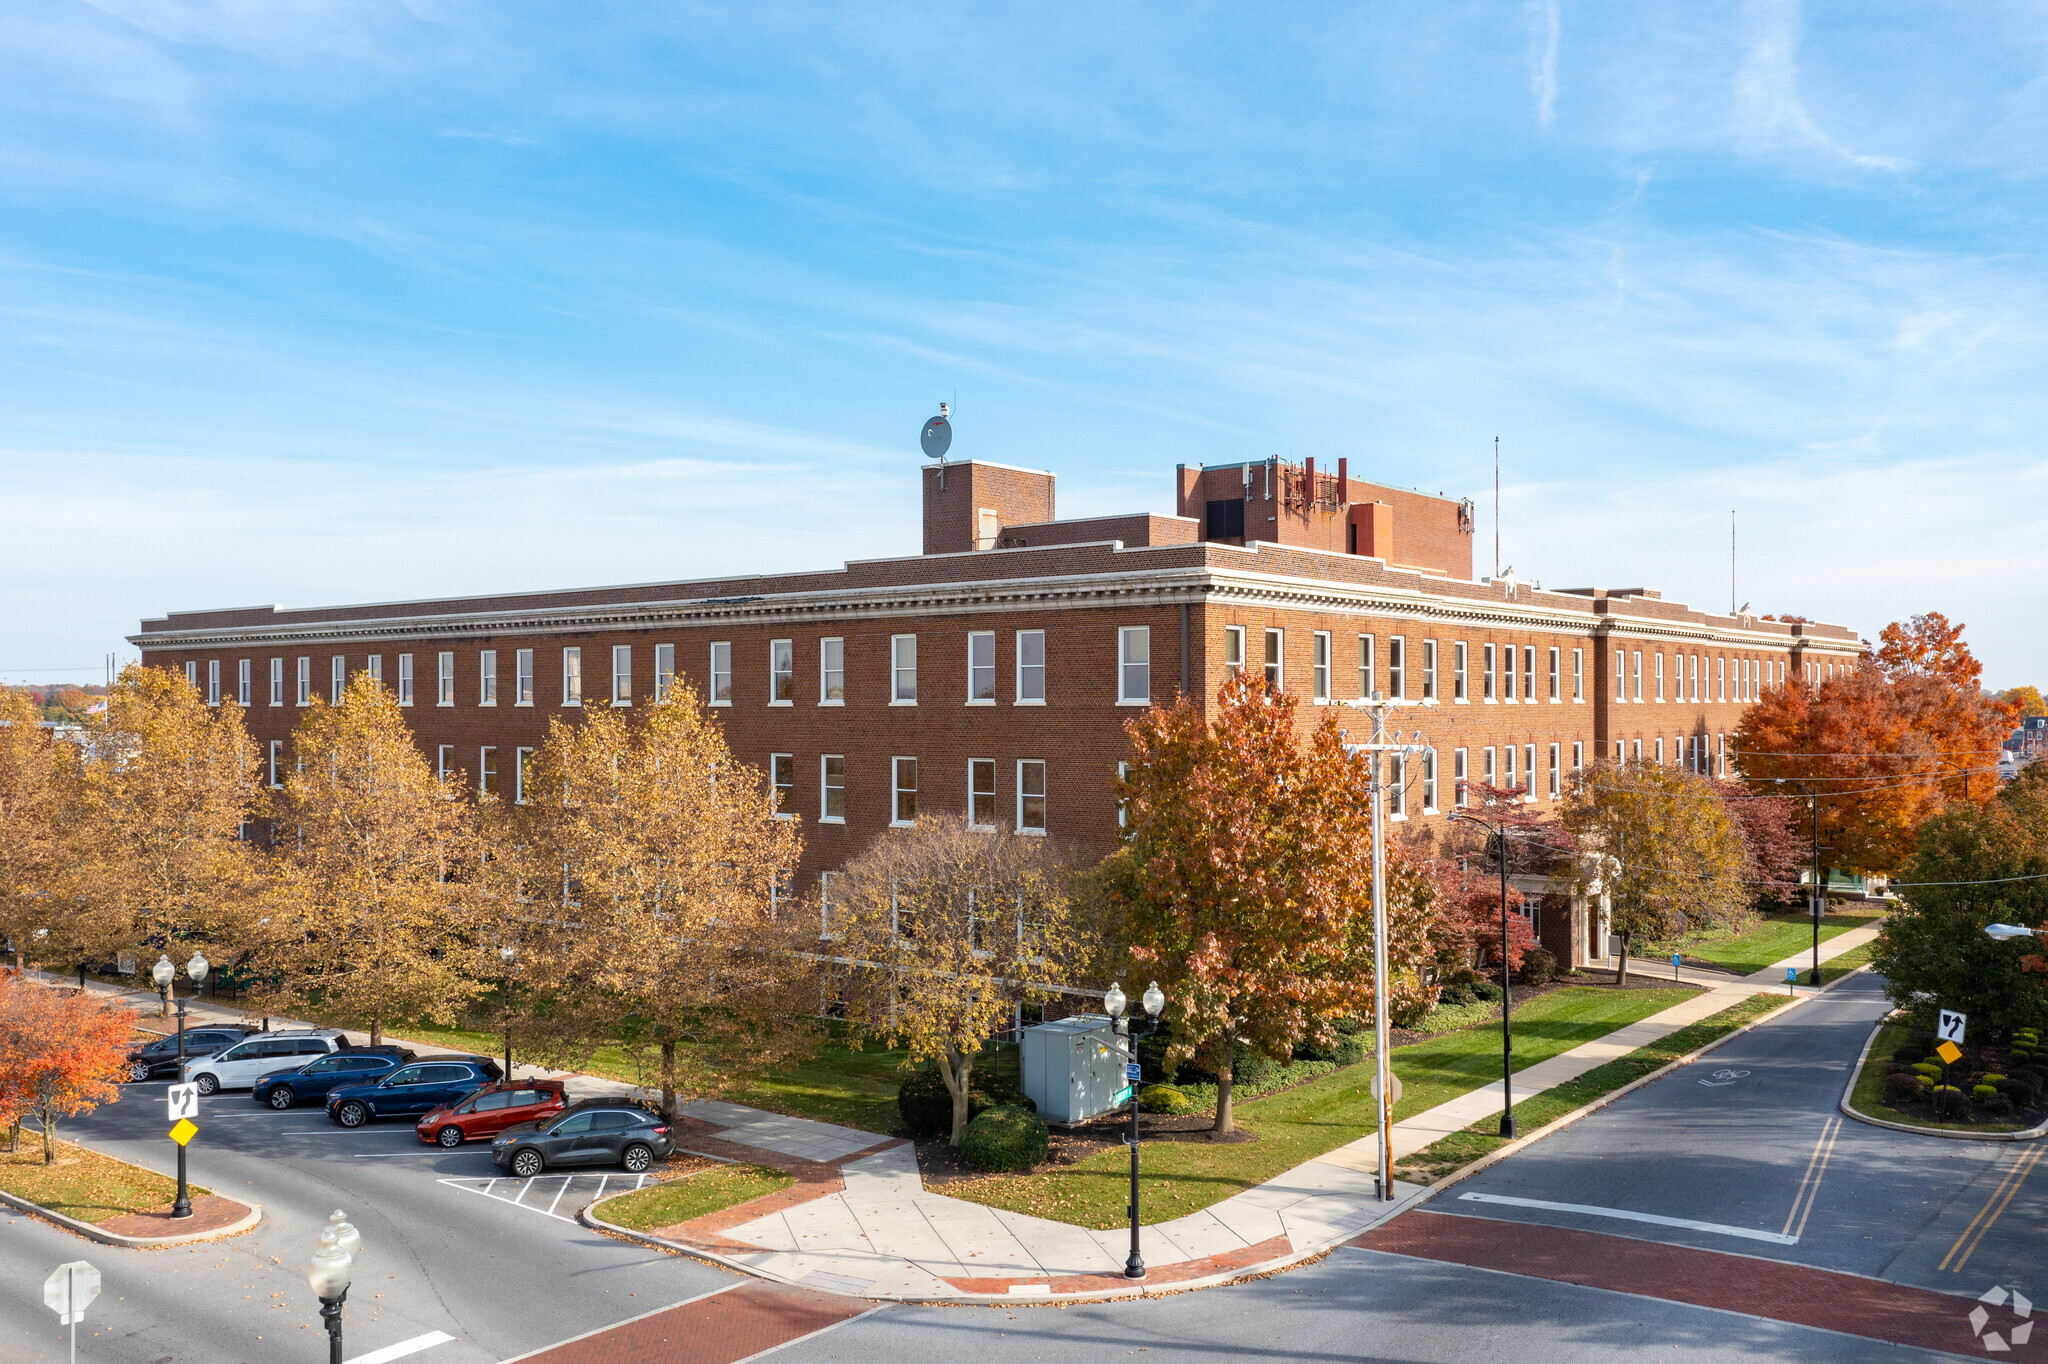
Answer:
1484 643 1497 701
1358 635 1375 698
1503 643 1516 703
1655 737 1665 765
892 635 917 704
768 640 791 704
1689 653 1699 702
1718 656 1726 701
1389 636 1405 698
367 654 382 687
297 657 311 706
1525 647 1537 703
479 747 498 797
1422 639 1437 702
270 657 284 707
1548 743 1561 798
1548 647 1560 702
1389 754 1407 817
709 642 731 704
1718 733 1727 777
1632 738 1642 762
1525 744 1536 797
647 644 671 703
1454 748 1469 807
977 507 1000 550
1656 652 1665 702
332 655 346 703
969 759 996 827
1017 760 1047 832
206 660 220 706
892 757 918 825
1632 650 1643 703
515 747 534 803
819 638 843 703
268 740 283 789
237 659 251 706
1614 649 1625 704
480 650 498 706
1484 746 1497 785
185 660 196 689
1573 648 1584 702
1746 658 1755 701
1572 741 1584 772
819 871 839 937
1613 740 1625 763
1224 626 1245 679
771 754 794 815
820 755 845 821
561 648 582 706
1313 632 1332 703
1016 630 1045 703
614 645 634 706
968 632 996 702
1422 748 1438 813
1504 743 1517 791
1454 642 1468 701
1119 627 1150 703
436 745 452 781
1264 629 1283 689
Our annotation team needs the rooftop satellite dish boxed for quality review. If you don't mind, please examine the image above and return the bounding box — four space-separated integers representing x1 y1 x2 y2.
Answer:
921 403 952 461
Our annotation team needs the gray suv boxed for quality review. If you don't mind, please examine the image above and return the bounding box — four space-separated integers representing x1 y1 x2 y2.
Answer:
491 1100 673 1176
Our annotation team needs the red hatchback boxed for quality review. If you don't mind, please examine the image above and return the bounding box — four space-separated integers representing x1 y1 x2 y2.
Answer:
416 1080 567 1147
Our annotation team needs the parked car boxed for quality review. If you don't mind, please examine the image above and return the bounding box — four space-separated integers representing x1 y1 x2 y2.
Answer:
415 1080 568 1147
182 1030 351 1094
251 1046 416 1110
325 1056 503 1128
490 1097 673 1176
124 1025 259 1082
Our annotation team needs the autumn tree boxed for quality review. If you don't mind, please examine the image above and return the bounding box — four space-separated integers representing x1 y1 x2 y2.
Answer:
1708 777 1808 909
2002 686 2047 722
1738 615 2014 878
1559 761 1749 984
1424 784 1547 980
0 975 134 1163
502 686 812 1121
1104 674 1434 1135
0 690 80 972
73 665 263 1011
257 673 486 1044
832 816 1089 1145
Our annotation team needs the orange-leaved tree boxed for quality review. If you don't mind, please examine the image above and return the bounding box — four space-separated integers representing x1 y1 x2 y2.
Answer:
1737 614 2015 878
1104 673 1435 1135
0 688 81 972
0 974 134 1162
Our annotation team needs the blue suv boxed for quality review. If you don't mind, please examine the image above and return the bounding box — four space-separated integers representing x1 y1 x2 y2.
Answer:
326 1056 503 1128
251 1047 416 1110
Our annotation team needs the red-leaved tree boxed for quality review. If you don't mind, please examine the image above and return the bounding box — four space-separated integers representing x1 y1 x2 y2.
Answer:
0 976 135 1162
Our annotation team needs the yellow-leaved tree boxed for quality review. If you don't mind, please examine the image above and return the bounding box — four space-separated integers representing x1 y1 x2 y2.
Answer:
259 673 487 1043
503 687 812 1121
74 665 263 1011
0 689 81 971
830 816 1091 1146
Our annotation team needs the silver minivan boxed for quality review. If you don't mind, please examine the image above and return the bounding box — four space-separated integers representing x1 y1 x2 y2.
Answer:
184 1031 347 1094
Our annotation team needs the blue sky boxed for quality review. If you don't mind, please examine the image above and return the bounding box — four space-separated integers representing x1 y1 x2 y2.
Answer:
4 2 2046 686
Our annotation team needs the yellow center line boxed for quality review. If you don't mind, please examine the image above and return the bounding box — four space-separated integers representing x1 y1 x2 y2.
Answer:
1938 1145 2044 1273
1782 1114 1841 1239
1948 1146 2044 1275
1789 1117 1842 1243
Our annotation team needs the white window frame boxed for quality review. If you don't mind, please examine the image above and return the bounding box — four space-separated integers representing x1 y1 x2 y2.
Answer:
1224 626 1245 680
436 745 452 782
1503 642 1516 703
820 754 846 822
1719 656 1727 701
331 655 345 704
1312 631 1332 704
818 638 843 704
1573 647 1584 702
268 740 283 789
968 632 997 704
1656 651 1665 702
1263 628 1283 690
1422 747 1438 813
269 657 284 707
1422 639 1437 702
236 658 250 706
1614 648 1625 704
185 660 196 689
1525 744 1536 800
1016 759 1047 834
1503 743 1517 791
296 657 311 707
1389 753 1407 818
968 758 997 829
1118 627 1150 705
1548 743 1561 798
891 756 918 826
1484 746 1497 785
766 639 792 706
1573 741 1584 772
1358 634 1375 698
1655 737 1665 765
1484 643 1497 702
892 635 917 705
480 650 498 706
614 644 633 706
654 644 674 703
770 753 794 817
709 642 731 705
514 747 533 804
396 653 413 707
516 650 535 706
1454 748 1469 807
561 648 582 707
367 655 382 687
1388 635 1405 699
479 746 497 798
1015 629 1045 704
1632 650 1643 703
1453 641 1468 702
1525 647 1537 704
1548 646 1560 702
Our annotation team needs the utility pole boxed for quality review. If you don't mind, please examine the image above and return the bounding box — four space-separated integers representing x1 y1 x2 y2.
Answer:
1494 436 1501 580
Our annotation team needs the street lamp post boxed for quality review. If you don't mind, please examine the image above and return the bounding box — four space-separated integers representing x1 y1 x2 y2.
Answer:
1448 811 1537 1139
152 950 210 1217
1105 980 1165 1279
306 1210 360 1364
1774 778 1826 986
499 946 516 1081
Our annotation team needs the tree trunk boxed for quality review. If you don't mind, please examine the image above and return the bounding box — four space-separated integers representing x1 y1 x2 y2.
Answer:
660 1039 678 1122
1615 933 1631 988
1211 1030 1237 1135
40 1107 55 1165
943 1046 974 1147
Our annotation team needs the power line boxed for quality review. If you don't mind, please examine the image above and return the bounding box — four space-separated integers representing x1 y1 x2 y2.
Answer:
1611 858 2048 891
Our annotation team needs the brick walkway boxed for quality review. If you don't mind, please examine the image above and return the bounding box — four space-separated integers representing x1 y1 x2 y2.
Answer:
504 1282 873 1364
1355 1209 1986 1356
99 1192 253 1239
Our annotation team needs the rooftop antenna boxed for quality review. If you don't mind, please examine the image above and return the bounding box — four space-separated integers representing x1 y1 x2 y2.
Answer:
1731 508 1737 615
921 402 952 489
1493 436 1500 580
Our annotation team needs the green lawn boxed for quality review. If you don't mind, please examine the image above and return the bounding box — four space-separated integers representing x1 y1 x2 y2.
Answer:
1395 992 1792 1184
1678 905 1884 977
594 1164 793 1231
1846 1021 2038 1134
0 1133 202 1224
947 984 1697 1229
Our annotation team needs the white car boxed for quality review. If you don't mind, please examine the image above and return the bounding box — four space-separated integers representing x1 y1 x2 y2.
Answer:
183 1031 348 1094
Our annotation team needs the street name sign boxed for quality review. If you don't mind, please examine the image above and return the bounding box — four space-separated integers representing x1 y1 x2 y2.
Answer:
166 1083 199 1121
1938 1010 1967 1044
44 1261 99 1325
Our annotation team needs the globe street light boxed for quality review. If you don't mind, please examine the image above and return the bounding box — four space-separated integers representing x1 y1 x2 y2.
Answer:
306 1220 356 1364
1772 778 1827 985
1106 980 1166 1279
1446 811 1541 1139
161 951 209 1217
1986 924 2041 941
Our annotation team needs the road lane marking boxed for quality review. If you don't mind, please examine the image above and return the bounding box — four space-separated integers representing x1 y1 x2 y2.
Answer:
1456 1192 1800 1245
1940 1145 2044 1274
439 1173 655 1223
1780 1114 1841 1240
343 1330 456 1364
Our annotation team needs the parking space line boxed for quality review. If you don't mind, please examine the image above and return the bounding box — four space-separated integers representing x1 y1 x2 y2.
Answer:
1939 1145 2044 1274
343 1329 457 1364
1456 1192 1800 1245
437 1174 657 1225
1779 1114 1841 1240
545 1180 572 1217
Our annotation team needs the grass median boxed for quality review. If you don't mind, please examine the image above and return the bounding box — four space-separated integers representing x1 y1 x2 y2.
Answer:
0 1132 200 1225
1394 991 1793 1184
946 984 1697 1230
595 1163 793 1231
1678 905 1884 977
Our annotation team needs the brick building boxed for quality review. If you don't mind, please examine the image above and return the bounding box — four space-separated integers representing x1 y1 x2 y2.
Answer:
131 456 1863 968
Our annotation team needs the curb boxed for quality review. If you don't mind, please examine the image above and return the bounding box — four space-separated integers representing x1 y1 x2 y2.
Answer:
1837 1014 2048 1143
0 1188 263 1248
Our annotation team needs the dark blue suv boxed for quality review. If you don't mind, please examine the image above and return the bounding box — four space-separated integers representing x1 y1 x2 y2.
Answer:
326 1056 502 1128
251 1047 416 1110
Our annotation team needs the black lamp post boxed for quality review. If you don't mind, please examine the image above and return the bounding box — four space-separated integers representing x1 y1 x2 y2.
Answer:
499 946 516 1081
307 1209 360 1364
1105 980 1166 1279
1773 778 1825 985
1448 811 1537 1139
152 949 209 1217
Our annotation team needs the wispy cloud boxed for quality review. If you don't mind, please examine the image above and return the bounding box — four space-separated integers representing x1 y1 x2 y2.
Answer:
1529 0 1561 129
1735 0 1909 171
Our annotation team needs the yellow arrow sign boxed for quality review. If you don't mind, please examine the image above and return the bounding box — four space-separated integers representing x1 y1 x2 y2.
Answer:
1935 1040 1963 1067
169 1118 197 1147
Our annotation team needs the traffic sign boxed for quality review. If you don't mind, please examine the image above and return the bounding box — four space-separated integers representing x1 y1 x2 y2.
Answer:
44 1260 100 1325
169 1118 197 1147
1114 1086 1133 1103
1371 1069 1404 1106
1939 1010 1967 1044
1936 1040 1964 1067
1124 1063 1142 1081
166 1083 198 1121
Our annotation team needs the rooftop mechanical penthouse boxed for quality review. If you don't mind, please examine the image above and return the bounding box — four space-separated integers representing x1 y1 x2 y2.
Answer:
134 454 1862 970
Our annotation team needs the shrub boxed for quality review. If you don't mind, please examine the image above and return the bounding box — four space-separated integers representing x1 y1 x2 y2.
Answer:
2018 1066 2048 1093
1390 993 1435 1028
1472 980 1504 1004
1931 1085 1970 1119
2011 1050 2036 1068
1993 1077 2034 1106
1882 1072 1929 1107
1973 1084 2001 1104
1295 1028 1368 1066
1139 1085 1193 1115
1891 1045 1926 1066
1986 1093 2016 1118
1912 1062 1944 1083
898 1068 955 1138
960 1105 1049 1172
1519 947 1558 987
1177 1041 1277 1089
1438 983 1476 1008
1135 1031 1175 1083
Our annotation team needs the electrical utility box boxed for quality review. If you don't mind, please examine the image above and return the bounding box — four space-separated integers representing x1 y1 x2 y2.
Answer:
1020 1014 1126 1125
